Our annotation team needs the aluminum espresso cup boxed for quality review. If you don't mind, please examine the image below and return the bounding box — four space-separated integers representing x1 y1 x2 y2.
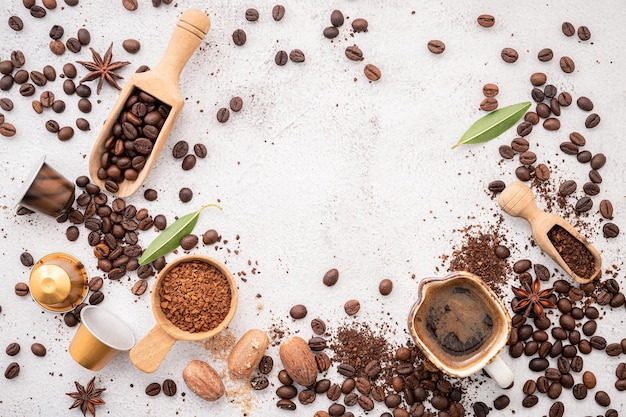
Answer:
69 306 136 371
408 271 514 388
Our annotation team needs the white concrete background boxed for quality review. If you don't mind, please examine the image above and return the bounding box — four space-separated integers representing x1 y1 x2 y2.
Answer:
1 0 626 416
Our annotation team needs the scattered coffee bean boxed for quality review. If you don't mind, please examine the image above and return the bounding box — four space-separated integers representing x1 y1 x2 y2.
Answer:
162 379 176 396
538 48 553 62
179 187 193 203
180 234 198 250
345 45 364 61
272 5 285 21
202 229 219 245
245 8 259 21
251 376 269 390
595 391 611 407
364 64 381 81
6 343 20 356
289 304 307 319
585 113 601 128
15 282 29 296
603 223 620 238
20 252 34 267
344 300 360 316
378 279 393 295
600 200 614 219
232 29 246 46
562 21 575 36
4 362 19 379
578 26 591 41
501 47 519 63
146 382 161 396
575 196 593 213
275 50 288 66
323 268 339 286
559 180 577 195
482 83 499 97
522 394 538 408
330 10 344 27
31 343 46 357
8 16 24 31
122 0 138 11
216 107 230 123
323 26 339 39
132 280 148 296
289 49 305 63
560 56 575 73
122 39 141 54
480 97 498 111
182 154 196 170
427 40 445 54
493 394 509 410
477 14 495 27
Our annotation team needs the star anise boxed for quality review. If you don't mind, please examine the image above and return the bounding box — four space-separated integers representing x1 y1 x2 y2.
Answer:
77 43 130 95
66 377 106 417
511 276 556 319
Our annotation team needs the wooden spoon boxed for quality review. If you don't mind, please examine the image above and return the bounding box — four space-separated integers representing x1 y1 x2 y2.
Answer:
498 181 601 284
129 254 238 373
88 9 210 198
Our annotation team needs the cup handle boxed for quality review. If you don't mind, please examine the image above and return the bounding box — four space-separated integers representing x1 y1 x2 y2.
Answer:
483 354 514 388
129 325 177 373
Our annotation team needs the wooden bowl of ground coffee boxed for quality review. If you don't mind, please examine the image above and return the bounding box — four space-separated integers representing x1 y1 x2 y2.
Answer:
129 254 238 373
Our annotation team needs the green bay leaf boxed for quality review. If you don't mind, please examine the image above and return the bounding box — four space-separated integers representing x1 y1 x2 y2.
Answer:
452 101 531 149
138 203 222 266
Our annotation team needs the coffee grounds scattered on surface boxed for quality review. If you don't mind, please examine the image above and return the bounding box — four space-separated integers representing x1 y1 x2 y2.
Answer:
330 322 392 374
446 224 511 297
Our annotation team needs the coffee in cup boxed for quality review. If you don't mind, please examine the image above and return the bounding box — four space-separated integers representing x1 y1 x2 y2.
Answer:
408 271 513 388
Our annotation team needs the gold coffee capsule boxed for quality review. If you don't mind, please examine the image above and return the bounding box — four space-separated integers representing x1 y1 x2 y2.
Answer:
29 253 89 313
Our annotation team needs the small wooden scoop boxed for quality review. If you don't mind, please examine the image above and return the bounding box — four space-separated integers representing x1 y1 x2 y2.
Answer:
88 9 210 197
129 255 238 373
498 182 602 284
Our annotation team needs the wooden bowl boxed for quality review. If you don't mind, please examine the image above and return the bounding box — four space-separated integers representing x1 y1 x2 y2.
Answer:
129 255 238 373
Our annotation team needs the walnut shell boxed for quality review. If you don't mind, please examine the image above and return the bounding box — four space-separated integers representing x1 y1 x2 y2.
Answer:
279 336 317 387
182 360 225 401
228 329 269 378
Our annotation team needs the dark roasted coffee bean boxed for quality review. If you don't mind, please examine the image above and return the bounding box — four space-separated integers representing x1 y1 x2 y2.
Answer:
589 169 602 183
558 180 576 195
89 291 104 305
477 14 495 27
160 379 176 396
330 9 344 27
277 370 293 386
172 140 189 159
6 343 20 356
472 401 489 417
595 391 611 407
145 382 161 396
351 18 368 32
276 385 297 399
578 26 591 41
544 84 557 98
585 113 601 128
577 96 594 111
530 72 547 86
298 389 315 405
4 362 20 379
427 40 446 54
498 145 515 159
522 394 538 408
537 48 553 62
560 56 575 73
232 29 246 46
364 360 381 378
511 137 529 152
122 0 138 11
276 399 295 410
515 166 531 181
337 363 356 377
216 107 230 123
517 121 532 136
202 229 219 245
493 244 510 259
343 392 358 406
275 50 288 66
344 299 360 316
323 268 338 286
345 45 364 61
326 384 341 401
547 382 562 399
590 153 606 170
323 25 340 37
543 117 560 131
562 21 575 36
513 259 531 273
245 8 259 21
603 223 620 238
257 355 273 374
525 111 540 125
479 97 498 111
315 352 331 372
529 358 549 372
501 47 518 63
289 49 305 63
570 355 584 372
20 252 34 267
182 154 196 170
77 28 90 45
314 379 330 394
272 5 285 21
180 234 198 250
536 102 551 118
574 196 593 213
531 87 545 102
550 98 561 116
572 383 587 400
606 343 622 356
308 337 326 351
31 343 46 357
179 187 193 203
311 318 326 335
549 401 564 417
590 336 607 350
582 181 600 196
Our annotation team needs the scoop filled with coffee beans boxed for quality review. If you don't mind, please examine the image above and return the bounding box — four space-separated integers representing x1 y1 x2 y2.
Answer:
498 181 601 283
88 9 210 197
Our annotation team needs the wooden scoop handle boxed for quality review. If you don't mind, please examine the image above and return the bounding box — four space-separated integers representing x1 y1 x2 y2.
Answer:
152 9 210 84
129 325 177 373
497 181 543 223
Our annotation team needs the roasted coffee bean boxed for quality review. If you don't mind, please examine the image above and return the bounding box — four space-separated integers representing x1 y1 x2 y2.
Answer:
351 18 368 32
589 169 602 184
181 154 197 170
315 352 331 372
49 40 65 55
570 355 584 372
549 401 564 417
427 40 446 54
531 87 545 102
310 318 326 335
343 392 358 406
344 299 360 316
582 182 600 196
179 187 193 203
543 117 560 131
232 29 246 46
523 379 536 395
4 362 19 379
202 229 219 245
298 389 315 405
308 337 326 351
480 97 498 111
323 25 340 38
513 259 531 273
530 72 547 86
544 84 557 98
6 343 20 356
275 50 288 66
325 384 341 401
522 394 538 408
66 37 81 53
524 341 538 356
525 111 540 125
364 360 381 378
536 102 551 118
488 179 506 193
63 311 78 327
7 15 23 31
616 363 626 379
172 140 189 159
122 39 140 54
31 343 46 357
552 327 568 340
606 343 622 356
337 363 356 377
323 268 338 286
577 96 594 111
180 234 198 250
538 341 552 358
590 336 607 350
88 276 103 292
559 180 577 195
276 399 296 410
364 64 381 81
585 306 600 319
611 292 625 308
277 369 293 386
257 355 273 374
146 382 161 396
271 4 285 21
77 28 90 45
557 92 572 108
482 83 499 97
472 401 489 417
476 14 495 27
314 379 330 394
216 107 230 123
537 376 549 393
244 7 259 21
65 225 80 241
515 166 531 181
122 0 138 11
538 48 553 62
591 153 607 169
575 196 593 213
547 382 562 399
581 371 596 389
578 26 591 41
529 358 549 372
550 98 561 116
89 291 104 305
19 252 34 267
509 342 523 358
276 385 297 399
603 223 620 238
517 121 532 136
605 409 619 417
345 45 364 61
585 113 601 128
160 379 176 396
289 49 305 63
595 391 611 407
562 21 575 36
378 278 393 296
501 47 518 63
560 56 575 73
498 145 515 159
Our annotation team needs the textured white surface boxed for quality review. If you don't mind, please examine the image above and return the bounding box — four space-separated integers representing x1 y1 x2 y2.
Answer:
1 0 626 416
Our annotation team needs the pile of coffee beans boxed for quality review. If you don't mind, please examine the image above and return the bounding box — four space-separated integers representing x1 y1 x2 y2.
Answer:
95 89 171 192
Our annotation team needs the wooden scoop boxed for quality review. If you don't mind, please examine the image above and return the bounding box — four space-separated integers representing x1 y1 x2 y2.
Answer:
498 182 601 284
129 255 238 373
88 9 210 197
